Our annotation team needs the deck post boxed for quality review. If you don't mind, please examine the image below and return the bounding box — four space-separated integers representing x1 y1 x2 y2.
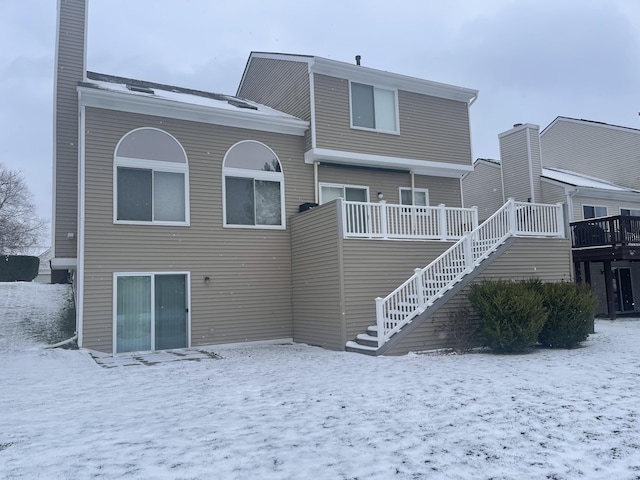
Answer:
375 297 385 348
603 260 616 320
438 204 447 240
507 198 517 235
471 206 479 232
379 200 388 239
555 203 565 237
463 234 474 272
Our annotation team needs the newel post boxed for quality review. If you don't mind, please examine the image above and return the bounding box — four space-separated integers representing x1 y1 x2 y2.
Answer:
379 200 388 239
414 268 425 309
471 206 479 231
507 197 517 235
463 234 474 272
438 204 447 240
555 202 565 238
375 297 385 348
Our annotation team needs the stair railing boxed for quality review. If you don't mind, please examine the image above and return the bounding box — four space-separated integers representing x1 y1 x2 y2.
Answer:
374 199 564 348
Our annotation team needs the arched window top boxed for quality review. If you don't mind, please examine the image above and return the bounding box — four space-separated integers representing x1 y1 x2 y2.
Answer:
223 141 281 172
116 128 187 164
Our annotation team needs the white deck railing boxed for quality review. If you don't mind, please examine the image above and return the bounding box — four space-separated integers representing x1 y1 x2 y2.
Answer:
342 201 478 240
374 199 565 348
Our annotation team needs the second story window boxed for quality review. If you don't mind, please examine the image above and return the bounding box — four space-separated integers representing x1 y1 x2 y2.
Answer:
399 188 429 206
114 128 189 225
350 82 398 133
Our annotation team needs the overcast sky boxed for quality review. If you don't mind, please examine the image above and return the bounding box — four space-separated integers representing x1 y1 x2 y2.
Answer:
1 0 640 244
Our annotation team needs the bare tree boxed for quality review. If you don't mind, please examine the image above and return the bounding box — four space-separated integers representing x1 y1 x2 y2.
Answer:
0 164 46 254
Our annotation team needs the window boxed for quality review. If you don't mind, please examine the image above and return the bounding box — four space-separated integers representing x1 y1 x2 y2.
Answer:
621 208 640 216
319 183 369 204
115 273 189 353
350 82 398 132
114 128 189 224
399 188 429 206
223 141 285 228
583 205 607 219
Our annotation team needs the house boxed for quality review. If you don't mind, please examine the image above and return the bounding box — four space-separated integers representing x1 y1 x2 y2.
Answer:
51 0 571 356
462 120 640 318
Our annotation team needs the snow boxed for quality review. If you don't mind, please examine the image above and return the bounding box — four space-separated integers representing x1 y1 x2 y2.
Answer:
2 283 640 479
542 167 633 191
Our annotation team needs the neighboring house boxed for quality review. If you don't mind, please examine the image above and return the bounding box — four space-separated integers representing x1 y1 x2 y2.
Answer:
463 120 640 318
51 0 571 356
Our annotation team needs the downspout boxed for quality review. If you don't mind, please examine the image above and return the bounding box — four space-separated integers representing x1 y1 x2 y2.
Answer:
314 161 319 204
411 171 415 205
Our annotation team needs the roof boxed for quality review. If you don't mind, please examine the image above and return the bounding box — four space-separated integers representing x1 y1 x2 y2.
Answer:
240 52 478 104
473 157 501 166
541 116 640 136
78 72 309 136
542 167 638 192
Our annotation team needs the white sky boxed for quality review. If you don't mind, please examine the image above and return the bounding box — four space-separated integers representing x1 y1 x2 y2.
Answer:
1 0 640 244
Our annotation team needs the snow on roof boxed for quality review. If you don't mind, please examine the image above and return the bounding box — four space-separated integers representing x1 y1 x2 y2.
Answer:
542 167 636 191
82 72 303 121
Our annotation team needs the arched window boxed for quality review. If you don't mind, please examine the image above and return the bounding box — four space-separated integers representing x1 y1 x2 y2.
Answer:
114 128 189 224
222 141 285 228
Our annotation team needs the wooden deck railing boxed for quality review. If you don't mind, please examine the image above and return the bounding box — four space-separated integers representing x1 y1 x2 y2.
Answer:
570 216 640 248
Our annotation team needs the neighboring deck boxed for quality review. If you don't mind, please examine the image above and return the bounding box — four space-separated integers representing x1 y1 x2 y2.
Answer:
570 215 640 262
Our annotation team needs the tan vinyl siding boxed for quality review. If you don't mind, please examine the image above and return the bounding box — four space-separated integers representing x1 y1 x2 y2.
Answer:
238 57 312 151
341 240 453 341
500 127 535 203
313 74 472 165
82 107 310 353
54 0 85 258
462 161 503 220
542 119 640 191
387 237 572 354
318 164 462 206
290 203 344 350
540 181 567 208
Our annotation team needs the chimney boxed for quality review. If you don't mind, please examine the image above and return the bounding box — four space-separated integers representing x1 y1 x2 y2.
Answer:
498 124 542 204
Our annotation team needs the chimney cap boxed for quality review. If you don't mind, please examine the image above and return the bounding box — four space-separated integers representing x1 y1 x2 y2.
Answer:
513 123 523 127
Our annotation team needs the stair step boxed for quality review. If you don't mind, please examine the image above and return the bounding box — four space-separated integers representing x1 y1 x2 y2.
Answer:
366 325 378 336
345 341 378 356
355 333 379 347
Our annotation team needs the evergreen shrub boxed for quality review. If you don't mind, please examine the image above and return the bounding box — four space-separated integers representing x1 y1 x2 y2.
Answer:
468 280 547 353
538 282 597 348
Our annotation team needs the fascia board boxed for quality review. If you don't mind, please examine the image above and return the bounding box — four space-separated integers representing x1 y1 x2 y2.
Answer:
309 57 478 104
78 87 309 136
305 148 473 178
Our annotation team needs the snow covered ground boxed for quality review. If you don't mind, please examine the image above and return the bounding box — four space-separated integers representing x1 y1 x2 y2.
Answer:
2 283 640 480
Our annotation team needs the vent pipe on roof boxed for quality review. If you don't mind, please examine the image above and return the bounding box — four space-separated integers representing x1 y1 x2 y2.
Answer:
513 123 523 127
355 55 361 66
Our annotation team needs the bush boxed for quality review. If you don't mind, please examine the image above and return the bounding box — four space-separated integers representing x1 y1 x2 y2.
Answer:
0 255 39 282
468 280 547 353
537 282 597 348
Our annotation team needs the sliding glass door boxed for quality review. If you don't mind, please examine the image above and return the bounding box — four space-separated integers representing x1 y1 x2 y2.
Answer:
116 273 189 353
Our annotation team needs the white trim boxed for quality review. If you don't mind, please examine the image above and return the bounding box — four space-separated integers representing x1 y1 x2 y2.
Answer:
50 257 78 270
348 80 400 135
113 271 191 355
222 140 286 229
526 127 535 202
78 86 309 136
51 1 62 260
305 148 472 178
77 104 86 348
318 182 370 204
309 69 317 150
113 128 190 226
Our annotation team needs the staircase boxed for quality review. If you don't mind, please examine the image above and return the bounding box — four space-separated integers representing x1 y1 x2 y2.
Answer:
345 199 565 355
